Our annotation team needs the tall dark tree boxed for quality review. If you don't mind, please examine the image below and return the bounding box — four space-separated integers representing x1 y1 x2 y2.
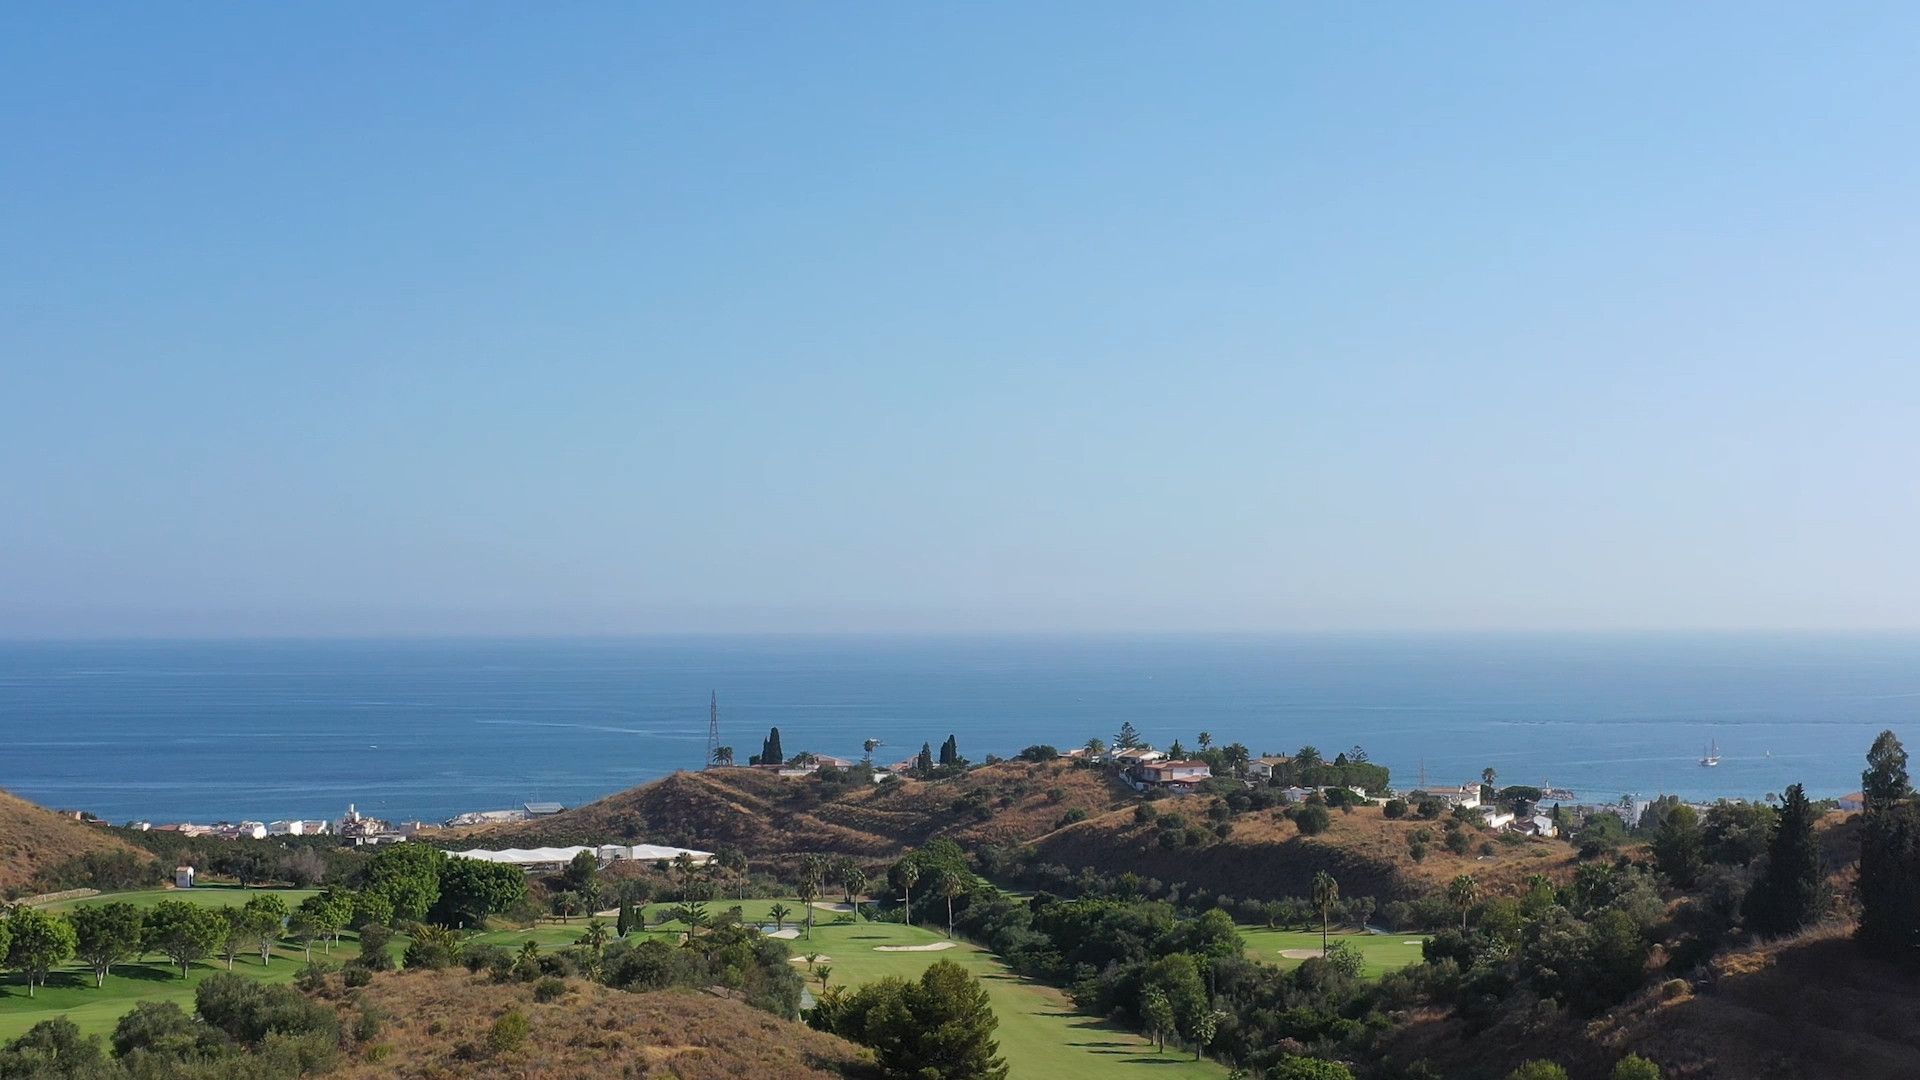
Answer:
1858 731 1920 964
762 727 784 766
939 735 959 767
1651 804 1705 887
1114 722 1143 750
1743 783 1827 938
916 742 935 774
1863 730 1911 812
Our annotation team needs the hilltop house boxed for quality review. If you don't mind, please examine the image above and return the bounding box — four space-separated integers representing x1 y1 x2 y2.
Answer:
1123 758 1213 794
1111 747 1168 767
1246 756 1292 780
1839 791 1867 813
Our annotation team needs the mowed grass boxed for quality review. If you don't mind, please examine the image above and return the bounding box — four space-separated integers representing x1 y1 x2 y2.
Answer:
1239 927 1429 978
482 903 1225 1079
40 885 321 913
0 887 372 1043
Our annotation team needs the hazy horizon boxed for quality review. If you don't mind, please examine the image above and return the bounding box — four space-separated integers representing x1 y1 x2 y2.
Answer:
7 5 1919 639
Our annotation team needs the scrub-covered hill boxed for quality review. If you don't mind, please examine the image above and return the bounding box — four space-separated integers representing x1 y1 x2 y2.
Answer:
0 789 154 897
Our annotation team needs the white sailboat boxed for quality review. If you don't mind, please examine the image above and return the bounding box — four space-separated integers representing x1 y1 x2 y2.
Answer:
1699 739 1720 767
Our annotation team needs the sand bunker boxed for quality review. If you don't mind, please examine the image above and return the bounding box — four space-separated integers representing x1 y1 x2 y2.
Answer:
1403 940 1423 945
874 942 958 952
763 928 800 939
810 901 855 912
789 955 833 964
1278 948 1326 960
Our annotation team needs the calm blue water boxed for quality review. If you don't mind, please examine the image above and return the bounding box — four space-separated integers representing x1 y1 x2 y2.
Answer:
1 635 1915 825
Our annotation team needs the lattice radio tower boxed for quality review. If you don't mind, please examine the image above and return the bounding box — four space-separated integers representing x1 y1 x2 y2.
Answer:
705 691 720 769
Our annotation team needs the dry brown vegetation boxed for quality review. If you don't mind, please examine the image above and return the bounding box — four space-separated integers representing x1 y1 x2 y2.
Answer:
1035 801 1578 902
0 788 150 896
324 971 871 1079
1377 921 1920 1080
472 759 1132 864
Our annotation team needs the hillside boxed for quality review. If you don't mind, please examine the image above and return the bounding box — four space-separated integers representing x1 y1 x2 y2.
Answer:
0 789 151 897
326 972 870 1079
1035 802 1579 903
472 759 1133 861
1375 922 1920 1080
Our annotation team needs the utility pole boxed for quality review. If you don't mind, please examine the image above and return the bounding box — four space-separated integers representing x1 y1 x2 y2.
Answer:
706 691 720 769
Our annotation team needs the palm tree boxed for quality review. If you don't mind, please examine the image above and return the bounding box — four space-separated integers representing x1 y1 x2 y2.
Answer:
1447 874 1478 930
816 964 833 993
896 861 920 926
841 865 868 907
935 870 963 938
1198 731 1213 751
768 902 791 931
578 918 610 954
1481 767 1497 791
1083 737 1106 761
1311 871 1339 954
796 875 820 939
711 745 734 767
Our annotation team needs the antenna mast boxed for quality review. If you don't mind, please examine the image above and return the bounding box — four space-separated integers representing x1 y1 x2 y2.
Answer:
706 691 720 769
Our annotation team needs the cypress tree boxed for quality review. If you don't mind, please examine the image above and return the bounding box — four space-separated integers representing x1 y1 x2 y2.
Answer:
1743 783 1827 938
762 727 784 766
1863 730 1912 811
1858 731 1920 963
939 735 959 767
916 742 935 774
616 899 632 938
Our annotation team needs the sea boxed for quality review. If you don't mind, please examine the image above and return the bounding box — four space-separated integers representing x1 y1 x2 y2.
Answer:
1 634 1916 826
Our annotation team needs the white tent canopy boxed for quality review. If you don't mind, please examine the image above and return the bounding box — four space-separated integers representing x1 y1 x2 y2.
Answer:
447 844 713 866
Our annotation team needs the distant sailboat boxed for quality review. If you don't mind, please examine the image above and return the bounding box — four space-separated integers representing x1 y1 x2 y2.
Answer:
1699 739 1720 767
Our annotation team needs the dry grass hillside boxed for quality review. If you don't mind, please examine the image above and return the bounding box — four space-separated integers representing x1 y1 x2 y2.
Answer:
1377 922 1920 1080
326 972 871 1079
0 789 151 896
1035 802 1578 902
472 760 1132 862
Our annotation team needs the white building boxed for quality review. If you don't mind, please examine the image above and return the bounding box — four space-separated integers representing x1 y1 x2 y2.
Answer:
267 820 306 836
175 866 195 889
1247 756 1292 780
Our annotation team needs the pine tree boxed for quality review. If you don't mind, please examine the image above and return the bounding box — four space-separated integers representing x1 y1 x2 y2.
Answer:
1114 722 1143 750
1744 783 1827 938
1651 804 1705 887
762 727 784 766
1864 730 1911 811
1858 731 1920 963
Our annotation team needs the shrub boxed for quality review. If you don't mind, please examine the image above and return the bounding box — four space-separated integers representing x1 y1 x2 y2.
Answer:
355 924 395 971
1409 842 1429 862
1383 798 1408 819
1133 803 1158 824
488 1010 530 1054
1057 808 1089 827
1612 1056 1662 1080
533 977 569 1003
1292 804 1332 836
1507 1062 1570 1080
343 966 373 988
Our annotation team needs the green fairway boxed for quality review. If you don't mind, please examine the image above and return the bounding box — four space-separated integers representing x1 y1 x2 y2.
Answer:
0 934 378 1042
1238 927 1429 978
39 885 322 913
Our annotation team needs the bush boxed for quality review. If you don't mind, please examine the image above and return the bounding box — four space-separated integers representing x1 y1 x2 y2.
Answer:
1383 798 1408 819
1133 803 1158 824
533 977 569 1003
355 924 395 971
489 1010 530 1054
1507 1062 1571 1080
1057 808 1089 827
343 966 373 988
1612 1056 1662 1080
1292 804 1332 836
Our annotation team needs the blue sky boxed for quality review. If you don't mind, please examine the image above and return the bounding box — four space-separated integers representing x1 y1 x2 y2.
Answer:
4 4 1918 636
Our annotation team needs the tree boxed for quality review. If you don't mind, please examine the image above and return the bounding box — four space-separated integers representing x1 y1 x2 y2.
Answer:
577 918 611 955
219 908 248 970
1447 874 1478 930
1651 804 1705 887
5 908 76 997
1312 871 1339 953
1141 988 1176 1051
1272 1059 1356 1080
1612 1056 1663 1080
551 890 582 923
1191 1009 1223 1061
916 742 935 774
841 864 868 906
147 899 227 978
1507 1064 1570 1080
1084 737 1107 760
932 868 965 938
762 727 785 766
362 843 446 923
1295 745 1323 770
825 961 1008 1080
240 894 287 966
1114 722 1143 750
816 963 833 993
562 850 600 908
350 889 394 930
71 902 143 987
796 875 820 939
287 907 321 962
1482 766 1498 791
1141 953 1207 1053
893 860 920 926
939 735 960 767
768 902 791 931
711 744 735 767
1744 783 1827 938
1864 730 1911 811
